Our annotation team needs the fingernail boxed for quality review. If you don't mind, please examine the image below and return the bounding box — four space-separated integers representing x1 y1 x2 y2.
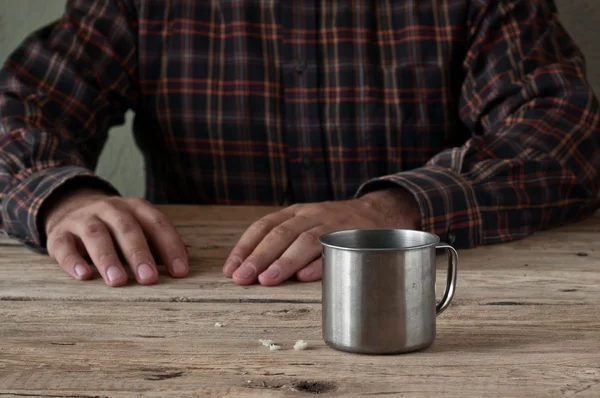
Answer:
137 263 155 281
223 257 241 275
234 263 255 279
261 265 280 280
106 266 124 282
172 258 187 275
74 264 88 278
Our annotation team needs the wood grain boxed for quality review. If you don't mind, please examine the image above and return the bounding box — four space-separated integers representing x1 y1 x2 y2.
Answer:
2 205 600 397
1 206 599 304
1 301 600 398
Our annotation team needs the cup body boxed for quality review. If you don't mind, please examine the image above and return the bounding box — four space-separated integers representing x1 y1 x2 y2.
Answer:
319 228 442 354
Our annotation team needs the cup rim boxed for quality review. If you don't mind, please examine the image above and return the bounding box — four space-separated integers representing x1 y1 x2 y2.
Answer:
317 228 441 251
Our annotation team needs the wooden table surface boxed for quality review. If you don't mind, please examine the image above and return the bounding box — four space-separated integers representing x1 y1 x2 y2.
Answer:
1 205 600 398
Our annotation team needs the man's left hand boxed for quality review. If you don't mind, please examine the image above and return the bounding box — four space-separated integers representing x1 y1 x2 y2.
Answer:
222 188 421 286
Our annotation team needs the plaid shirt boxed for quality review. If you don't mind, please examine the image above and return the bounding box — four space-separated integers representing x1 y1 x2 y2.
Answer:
1 0 599 252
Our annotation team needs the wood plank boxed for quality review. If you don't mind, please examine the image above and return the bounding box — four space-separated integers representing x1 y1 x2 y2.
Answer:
1 206 600 304
2 244 600 305
1 301 599 397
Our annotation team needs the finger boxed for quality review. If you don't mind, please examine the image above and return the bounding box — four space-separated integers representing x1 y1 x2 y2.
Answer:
257 226 325 286
97 205 158 285
223 209 295 278
295 257 322 282
47 231 93 281
127 198 189 278
76 216 129 287
231 215 320 285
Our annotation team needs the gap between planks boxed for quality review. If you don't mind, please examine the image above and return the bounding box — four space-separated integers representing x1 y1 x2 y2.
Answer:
0 296 592 308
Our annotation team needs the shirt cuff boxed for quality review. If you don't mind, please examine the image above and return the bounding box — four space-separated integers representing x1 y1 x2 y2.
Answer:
355 166 483 248
1 165 120 252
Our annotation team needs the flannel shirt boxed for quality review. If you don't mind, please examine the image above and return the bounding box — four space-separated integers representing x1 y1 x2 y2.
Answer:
1 0 599 251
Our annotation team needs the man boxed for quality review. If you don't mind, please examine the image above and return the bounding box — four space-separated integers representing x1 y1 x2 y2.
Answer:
1 0 599 288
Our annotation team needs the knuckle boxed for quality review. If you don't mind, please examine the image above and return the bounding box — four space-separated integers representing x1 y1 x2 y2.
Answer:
335 215 349 225
127 197 150 207
276 256 295 269
60 253 81 268
47 233 69 255
96 250 116 264
83 221 104 237
294 214 311 224
114 216 138 235
229 246 249 260
127 248 150 262
250 218 272 234
151 213 171 227
296 204 317 216
246 251 267 266
271 224 294 239
287 203 302 212
94 199 119 213
48 234 66 250
298 230 319 246
167 239 186 255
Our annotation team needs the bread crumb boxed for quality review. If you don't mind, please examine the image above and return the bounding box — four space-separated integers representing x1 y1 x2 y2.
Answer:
259 339 274 347
214 322 224 327
293 340 308 350
259 339 281 351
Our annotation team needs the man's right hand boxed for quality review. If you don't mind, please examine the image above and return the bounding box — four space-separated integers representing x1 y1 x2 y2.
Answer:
41 188 189 287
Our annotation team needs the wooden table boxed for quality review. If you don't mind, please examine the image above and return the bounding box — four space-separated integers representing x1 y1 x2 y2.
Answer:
1 205 599 397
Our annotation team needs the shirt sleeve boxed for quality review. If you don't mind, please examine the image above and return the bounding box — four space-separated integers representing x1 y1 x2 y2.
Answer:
0 0 138 249
356 0 600 248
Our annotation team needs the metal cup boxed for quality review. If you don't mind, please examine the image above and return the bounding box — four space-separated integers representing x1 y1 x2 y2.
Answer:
318 228 457 354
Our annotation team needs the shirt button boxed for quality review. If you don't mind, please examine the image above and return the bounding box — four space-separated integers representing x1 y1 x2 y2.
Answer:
302 154 312 169
295 59 306 73
447 232 456 245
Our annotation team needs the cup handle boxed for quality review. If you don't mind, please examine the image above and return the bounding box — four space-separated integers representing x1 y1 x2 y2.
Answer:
435 244 458 316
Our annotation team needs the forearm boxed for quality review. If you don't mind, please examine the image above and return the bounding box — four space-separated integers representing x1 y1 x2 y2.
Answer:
457 0 600 242
356 185 422 231
356 0 600 248
0 0 137 248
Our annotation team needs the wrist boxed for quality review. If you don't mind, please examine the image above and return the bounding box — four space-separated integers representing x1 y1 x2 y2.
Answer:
358 187 422 230
40 183 116 236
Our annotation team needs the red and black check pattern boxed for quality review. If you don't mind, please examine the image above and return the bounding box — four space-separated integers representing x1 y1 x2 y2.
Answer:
1 0 599 250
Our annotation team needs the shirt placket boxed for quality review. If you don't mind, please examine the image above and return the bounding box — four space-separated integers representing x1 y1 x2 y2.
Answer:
280 0 328 204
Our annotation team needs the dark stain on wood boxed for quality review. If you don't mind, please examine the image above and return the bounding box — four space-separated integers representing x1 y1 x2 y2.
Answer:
144 371 184 381
292 380 337 394
134 334 166 339
484 301 525 306
261 308 311 318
